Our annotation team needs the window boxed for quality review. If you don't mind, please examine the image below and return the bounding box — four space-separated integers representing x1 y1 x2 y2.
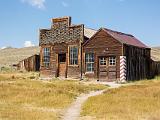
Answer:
85 53 94 72
100 57 106 65
109 56 116 66
69 46 78 65
43 48 50 67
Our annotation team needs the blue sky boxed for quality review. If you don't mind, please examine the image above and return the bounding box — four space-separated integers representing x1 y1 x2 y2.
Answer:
0 0 160 48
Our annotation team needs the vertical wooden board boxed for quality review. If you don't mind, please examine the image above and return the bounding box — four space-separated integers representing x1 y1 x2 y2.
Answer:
124 44 151 81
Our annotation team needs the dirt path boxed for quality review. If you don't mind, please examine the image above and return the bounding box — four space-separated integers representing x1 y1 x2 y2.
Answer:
62 82 122 120
62 90 105 120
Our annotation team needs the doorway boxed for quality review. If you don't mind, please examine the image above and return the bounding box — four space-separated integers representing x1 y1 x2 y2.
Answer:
98 56 108 81
58 53 66 77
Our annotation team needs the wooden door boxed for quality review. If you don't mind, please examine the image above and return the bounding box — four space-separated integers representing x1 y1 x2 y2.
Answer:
58 53 66 77
108 56 117 81
98 57 108 81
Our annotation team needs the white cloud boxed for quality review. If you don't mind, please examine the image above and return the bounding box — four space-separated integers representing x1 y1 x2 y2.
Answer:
62 1 69 7
24 41 35 47
21 0 46 9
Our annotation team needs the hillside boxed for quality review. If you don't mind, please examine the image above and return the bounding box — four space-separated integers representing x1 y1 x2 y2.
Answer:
0 46 40 66
151 47 160 61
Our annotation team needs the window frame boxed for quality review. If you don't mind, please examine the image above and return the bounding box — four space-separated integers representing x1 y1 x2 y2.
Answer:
99 57 107 66
68 46 79 66
109 56 116 66
85 53 94 73
42 47 50 68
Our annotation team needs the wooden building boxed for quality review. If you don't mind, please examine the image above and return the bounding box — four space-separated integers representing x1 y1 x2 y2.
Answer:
39 16 151 82
150 60 160 77
17 54 40 72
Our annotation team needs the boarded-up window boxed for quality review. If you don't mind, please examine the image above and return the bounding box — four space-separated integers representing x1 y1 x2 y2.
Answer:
109 56 116 66
43 48 50 67
85 53 94 72
69 46 78 65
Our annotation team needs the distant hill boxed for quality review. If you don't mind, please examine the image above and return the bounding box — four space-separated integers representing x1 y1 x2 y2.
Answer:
0 46 159 67
0 46 40 66
151 47 160 61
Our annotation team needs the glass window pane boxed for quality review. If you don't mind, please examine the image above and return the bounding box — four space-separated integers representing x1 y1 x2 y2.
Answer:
100 57 106 65
43 47 50 67
69 46 78 65
109 57 116 66
85 53 94 72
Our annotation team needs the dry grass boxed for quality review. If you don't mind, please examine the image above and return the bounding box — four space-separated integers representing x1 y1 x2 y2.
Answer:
0 105 59 120
0 72 106 120
81 76 160 120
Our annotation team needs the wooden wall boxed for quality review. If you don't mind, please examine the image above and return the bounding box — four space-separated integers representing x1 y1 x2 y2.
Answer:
123 44 151 80
150 60 160 77
83 29 123 81
40 41 81 79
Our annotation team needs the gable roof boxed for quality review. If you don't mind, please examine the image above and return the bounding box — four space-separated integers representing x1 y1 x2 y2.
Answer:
103 28 149 48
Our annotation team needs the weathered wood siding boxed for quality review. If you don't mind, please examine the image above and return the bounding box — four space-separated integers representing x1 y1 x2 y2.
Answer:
123 44 151 80
40 42 81 79
83 29 123 81
150 60 160 77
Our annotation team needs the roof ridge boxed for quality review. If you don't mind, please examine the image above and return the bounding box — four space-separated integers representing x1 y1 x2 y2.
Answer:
104 28 134 37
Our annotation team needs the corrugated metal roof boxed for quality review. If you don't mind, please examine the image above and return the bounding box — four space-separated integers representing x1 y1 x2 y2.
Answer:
103 28 149 48
84 27 97 38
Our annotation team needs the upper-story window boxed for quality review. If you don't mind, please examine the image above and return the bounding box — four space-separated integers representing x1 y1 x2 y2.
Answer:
85 53 94 72
69 46 78 65
43 48 50 67
109 56 116 66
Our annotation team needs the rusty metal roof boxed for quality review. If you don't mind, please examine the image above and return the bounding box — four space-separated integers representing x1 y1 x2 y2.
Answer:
103 28 149 48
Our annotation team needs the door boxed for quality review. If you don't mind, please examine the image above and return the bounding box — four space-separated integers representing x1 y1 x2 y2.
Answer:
58 53 66 77
108 56 117 81
98 57 108 81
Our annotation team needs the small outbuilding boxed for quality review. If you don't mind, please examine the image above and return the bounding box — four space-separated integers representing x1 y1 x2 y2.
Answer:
17 54 40 72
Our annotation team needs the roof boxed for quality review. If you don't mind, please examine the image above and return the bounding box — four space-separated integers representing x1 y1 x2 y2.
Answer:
84 27 97 38
103 28 149 48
